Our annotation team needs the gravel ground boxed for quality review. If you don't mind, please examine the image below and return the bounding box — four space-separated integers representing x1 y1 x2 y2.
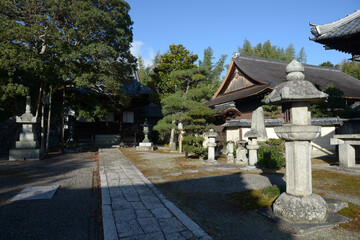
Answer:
0 152 100 240
125 148 360 240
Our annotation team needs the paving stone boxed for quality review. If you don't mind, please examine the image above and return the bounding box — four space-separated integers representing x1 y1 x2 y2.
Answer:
112 199 133 210
180 230 194 239
109 187 124 198
124 192 141 202
116 219 144 238
130 201 146 210
165 232 186 240
136 209 153 218
113 209 136 221
137 217 161 233
141 196 163 209
159 217 186 234
142 232 165 240
151 207 172 219
165 172 182 176
183 169 199 174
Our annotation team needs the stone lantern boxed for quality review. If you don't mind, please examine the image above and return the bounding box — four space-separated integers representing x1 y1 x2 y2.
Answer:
136 118 154 151
245 129 261 166
207 129 218 163
9 96 42 161
266 60 328 222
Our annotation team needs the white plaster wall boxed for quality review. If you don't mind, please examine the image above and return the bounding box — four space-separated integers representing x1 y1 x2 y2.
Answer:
229 125 336 156
226 127 240 142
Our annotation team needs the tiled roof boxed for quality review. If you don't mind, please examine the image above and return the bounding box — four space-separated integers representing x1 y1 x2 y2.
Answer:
205 55 360 107
222 117 342 127
310 10 360 55
310 10 360 40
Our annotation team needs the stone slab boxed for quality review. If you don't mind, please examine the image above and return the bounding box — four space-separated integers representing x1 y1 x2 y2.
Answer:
11 185 59 201
9 149 43 161
15 141 37 149
257 207 351 235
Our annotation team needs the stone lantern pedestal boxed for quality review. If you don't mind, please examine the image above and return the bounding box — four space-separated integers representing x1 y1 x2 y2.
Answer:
207 129 218 163
245 129 261 166
266 60 328 223
9 96 43 161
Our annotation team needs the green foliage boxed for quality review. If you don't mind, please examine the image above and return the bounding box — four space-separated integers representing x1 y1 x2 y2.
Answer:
0 0 135 117
311 84 346 117
238 39 305 62
182 104 214 157
199 47 228 84
257 138 285 169
319 61 340 68
261 185 281 200
170 67 208 93
341 60 360 80
147 44 198 95
261 95 281 119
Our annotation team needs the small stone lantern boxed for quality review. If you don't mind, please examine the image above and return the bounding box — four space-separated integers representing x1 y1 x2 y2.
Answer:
245 129 261 166
266 60 328 222
136 118 154 151
9 96 42 160
207 129 218 163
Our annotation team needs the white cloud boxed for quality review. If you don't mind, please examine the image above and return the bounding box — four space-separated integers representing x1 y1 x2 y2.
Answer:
130 41 155 68
130 40 144 57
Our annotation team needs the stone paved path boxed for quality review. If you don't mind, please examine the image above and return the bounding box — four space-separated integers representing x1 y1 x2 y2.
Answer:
99 148 212 240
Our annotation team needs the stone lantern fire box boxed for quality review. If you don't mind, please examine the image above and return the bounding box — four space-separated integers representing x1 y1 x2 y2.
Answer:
266 60 329 222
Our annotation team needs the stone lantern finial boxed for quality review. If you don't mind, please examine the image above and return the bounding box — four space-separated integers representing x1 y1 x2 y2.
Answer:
286 60 305 81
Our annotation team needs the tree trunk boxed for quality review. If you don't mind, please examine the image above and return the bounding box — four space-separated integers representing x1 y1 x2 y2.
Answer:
45 87 53 154
61 87 65 149
41 98 45 152
35 82 43 118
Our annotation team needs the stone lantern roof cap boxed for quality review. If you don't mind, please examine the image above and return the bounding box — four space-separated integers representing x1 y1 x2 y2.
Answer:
244 128 261 138
265 60 328 105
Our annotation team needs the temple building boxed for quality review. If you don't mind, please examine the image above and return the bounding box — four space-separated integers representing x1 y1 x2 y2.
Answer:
310 9 360 60
205 54 360 156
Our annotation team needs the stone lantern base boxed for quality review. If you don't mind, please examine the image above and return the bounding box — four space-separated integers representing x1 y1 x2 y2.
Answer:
273 193 328 223
136 142 155 151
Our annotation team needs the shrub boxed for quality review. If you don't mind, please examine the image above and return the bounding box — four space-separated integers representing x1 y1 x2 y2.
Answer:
257 139 285 169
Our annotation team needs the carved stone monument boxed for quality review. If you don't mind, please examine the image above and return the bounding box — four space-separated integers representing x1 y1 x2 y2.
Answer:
9 96 43 161
207 129 218 163
250 107 268 142
266 60 328 222
235 140 248 164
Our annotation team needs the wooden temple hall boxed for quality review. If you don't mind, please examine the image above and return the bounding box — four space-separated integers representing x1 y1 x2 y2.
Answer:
205 54 360 156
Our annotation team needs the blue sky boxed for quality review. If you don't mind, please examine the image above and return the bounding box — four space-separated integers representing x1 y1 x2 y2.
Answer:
127 0 359 68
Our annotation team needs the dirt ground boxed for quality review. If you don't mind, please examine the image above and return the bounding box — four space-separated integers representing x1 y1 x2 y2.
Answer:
122 147 360 240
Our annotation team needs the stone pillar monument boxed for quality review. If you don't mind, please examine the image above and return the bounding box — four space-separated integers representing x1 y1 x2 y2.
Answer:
226 141 235 163
207 129 218 163
9 96 43 161
245 129 261 166
266 60 328 222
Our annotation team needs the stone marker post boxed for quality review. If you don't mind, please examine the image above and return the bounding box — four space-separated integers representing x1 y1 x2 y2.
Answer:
245 129 261 166
266 60 328 222
227 141 234 163
250 107 268 142
207 129 218 162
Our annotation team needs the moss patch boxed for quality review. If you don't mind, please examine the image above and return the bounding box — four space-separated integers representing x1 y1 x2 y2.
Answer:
338 203 360 231
312 169 360 198
228 188 280 211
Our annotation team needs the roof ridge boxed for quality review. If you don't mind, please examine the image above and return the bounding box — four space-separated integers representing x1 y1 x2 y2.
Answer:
237 55 340 72
311 10 360 36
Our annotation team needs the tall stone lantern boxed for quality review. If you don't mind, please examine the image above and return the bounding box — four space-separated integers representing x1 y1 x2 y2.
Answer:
265 60 328 222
